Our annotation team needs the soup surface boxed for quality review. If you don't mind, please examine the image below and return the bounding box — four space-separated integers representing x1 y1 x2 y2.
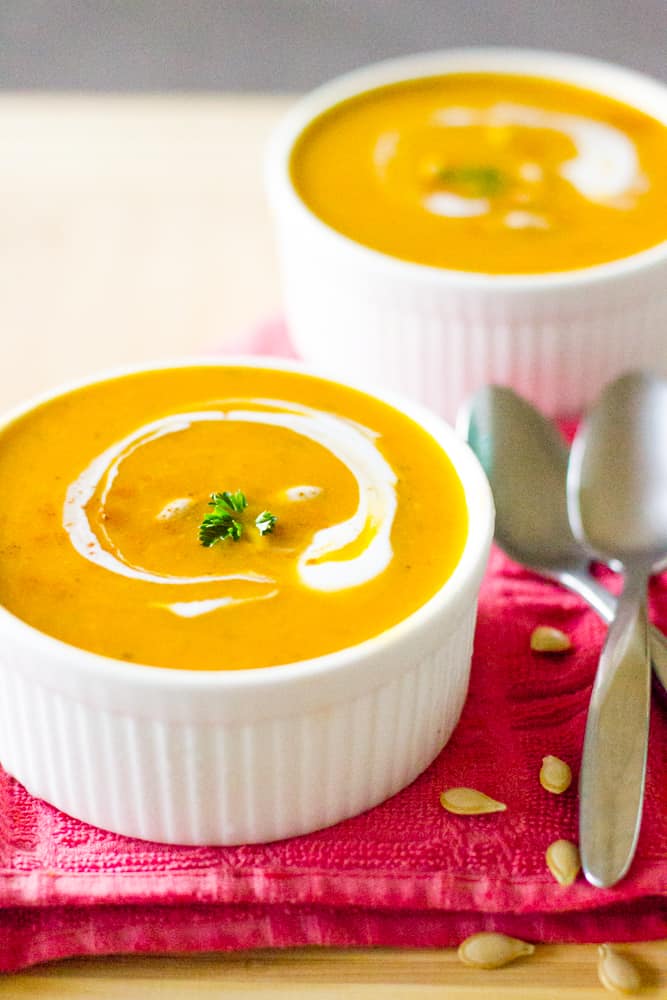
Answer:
291 72 667 273
0 367 467 671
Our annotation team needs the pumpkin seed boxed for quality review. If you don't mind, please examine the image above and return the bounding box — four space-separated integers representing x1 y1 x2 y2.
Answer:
597 944 641 994
540 755 572 794
457 932 535 969
530 625 572 653
439 787 507 816
545 839 580 886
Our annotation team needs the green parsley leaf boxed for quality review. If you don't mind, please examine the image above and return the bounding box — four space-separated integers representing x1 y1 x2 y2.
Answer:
436 165 506 197
255 511 278 536
198 491 246 546
211 490 247 515
198 511 243 546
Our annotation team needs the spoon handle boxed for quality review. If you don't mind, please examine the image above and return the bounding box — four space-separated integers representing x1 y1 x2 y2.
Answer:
579 570 651 888
557 569 667 697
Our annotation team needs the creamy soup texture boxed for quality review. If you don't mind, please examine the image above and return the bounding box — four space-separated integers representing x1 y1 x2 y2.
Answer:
0 367 468 670
291 73 667 273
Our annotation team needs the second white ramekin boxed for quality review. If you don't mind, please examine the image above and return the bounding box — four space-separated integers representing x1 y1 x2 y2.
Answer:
266 49 667 422
0 358 494 845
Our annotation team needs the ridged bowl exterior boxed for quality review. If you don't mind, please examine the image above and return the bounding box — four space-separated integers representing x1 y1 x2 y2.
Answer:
266 49 667 423
0 358 494 845
0 608 475 845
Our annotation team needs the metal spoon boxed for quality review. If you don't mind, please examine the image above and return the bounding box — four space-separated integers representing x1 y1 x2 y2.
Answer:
457 385 667 699
567 371 667 887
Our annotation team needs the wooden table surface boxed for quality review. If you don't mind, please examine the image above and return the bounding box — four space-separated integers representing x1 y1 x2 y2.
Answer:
1 93 665 997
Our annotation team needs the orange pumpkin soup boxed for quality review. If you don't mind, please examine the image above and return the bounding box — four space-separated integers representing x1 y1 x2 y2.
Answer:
291 73 667 273
0 367 467 671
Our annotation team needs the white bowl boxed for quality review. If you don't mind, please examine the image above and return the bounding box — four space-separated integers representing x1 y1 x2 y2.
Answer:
266 48 667 422
0 358 494 845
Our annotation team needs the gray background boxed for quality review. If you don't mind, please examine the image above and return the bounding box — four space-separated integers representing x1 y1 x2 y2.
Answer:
1 0 665 91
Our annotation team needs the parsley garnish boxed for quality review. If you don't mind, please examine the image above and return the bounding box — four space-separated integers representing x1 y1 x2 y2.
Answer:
214 490 247 514
255 511 278 536
436 165 506 197
198 491 278 547
199 491 246 546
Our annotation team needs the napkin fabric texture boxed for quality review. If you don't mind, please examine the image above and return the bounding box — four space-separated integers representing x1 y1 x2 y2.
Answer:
1 320 666 972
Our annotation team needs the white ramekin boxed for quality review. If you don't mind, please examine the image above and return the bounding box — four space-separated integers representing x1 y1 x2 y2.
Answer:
0 358 493 845
266 49 667 422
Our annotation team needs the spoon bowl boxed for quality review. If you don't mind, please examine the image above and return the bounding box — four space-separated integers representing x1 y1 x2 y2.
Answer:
569 373 667 564
459 385 667 698
461 386 583 572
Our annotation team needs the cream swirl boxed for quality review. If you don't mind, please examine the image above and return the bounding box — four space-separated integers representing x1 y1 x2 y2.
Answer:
63 398 398 614
430 102 644 205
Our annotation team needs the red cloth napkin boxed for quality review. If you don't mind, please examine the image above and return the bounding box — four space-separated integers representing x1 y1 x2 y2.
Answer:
1 321 666 972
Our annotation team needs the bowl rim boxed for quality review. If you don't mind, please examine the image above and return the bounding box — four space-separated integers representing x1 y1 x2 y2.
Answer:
265 46 667 288
0 355 494 692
